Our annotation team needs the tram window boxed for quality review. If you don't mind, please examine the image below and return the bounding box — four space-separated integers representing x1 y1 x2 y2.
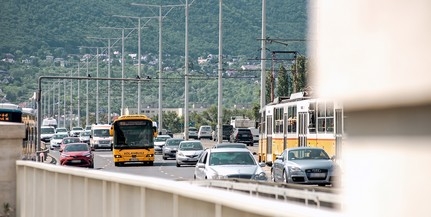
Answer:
308 103 316 133
274 108 283 133
318 119 326 132
287 106 297 133
326 118 334 132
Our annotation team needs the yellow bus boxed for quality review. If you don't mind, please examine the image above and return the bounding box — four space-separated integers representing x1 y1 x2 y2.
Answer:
109 115 158 166
258 91 344 164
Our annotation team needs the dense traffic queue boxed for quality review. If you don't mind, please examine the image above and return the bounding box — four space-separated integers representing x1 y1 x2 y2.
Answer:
44 125 340 187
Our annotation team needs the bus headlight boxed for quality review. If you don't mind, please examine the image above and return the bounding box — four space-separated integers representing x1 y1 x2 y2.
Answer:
114 155 122 158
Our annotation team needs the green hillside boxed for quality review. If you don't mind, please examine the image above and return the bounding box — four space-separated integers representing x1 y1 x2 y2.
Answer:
0 0 309 109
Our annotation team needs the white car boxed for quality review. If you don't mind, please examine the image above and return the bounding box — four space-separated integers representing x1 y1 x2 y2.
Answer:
69 127 84 137
198 125 212 140
176 140 204 167
50 133 69 150
154 135 171 154
183 127 198 139
194 148 267 181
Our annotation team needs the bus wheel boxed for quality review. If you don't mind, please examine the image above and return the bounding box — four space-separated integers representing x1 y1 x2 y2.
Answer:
148 161 153 166
115 162 120 167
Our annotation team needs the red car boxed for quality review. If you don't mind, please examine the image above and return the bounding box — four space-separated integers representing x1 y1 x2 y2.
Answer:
59 143 94 168
60 137 81 151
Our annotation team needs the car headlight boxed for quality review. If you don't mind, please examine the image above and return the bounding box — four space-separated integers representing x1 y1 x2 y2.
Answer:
289 166 302 172
177 152 184 157
253 172 267 181
61 153 70 157
84 153 91 157
288 166 305 175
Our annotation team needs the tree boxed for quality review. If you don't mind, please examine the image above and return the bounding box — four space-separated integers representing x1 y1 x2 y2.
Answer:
265 70 273 104
290 55 308 92
276 65 289 97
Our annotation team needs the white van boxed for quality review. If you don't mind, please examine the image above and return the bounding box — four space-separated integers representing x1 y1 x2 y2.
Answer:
90 124 113 150
198 125 212 140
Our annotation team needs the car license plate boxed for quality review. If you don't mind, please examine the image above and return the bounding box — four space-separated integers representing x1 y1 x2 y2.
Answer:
71 160 81 163
310 173 326 178
130 157 138 161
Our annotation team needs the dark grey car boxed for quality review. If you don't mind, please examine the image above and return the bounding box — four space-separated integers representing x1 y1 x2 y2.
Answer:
162 138 184 160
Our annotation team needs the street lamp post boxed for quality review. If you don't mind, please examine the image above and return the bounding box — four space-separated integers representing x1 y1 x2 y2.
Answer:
131 3 184 133
99 26 137 116
217 0 224 143
87 37 121 123
113 15 156 115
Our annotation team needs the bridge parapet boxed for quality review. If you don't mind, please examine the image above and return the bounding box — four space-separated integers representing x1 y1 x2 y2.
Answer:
0 122 25 217
16 161 340 217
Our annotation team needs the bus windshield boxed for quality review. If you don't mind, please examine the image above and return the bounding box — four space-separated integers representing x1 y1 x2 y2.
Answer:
114 122 154 148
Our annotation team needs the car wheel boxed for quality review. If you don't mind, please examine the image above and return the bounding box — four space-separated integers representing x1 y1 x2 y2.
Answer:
162 156 167 160
176 162 180 167
283 170 289 183
89 163 94 169
193 175 196 180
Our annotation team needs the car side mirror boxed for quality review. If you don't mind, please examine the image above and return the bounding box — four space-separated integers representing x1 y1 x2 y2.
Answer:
196 163 205 169
258 162 266 167
59 149 63 153
91 147 95 151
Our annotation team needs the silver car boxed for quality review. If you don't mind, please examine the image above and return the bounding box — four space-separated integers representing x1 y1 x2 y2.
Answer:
194 148 267 181
176 141 204 167
271 147 338 186
162 138 184 160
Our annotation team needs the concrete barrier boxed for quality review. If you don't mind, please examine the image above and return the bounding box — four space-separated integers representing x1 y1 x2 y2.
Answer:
16 161 340 217
0 122 25 217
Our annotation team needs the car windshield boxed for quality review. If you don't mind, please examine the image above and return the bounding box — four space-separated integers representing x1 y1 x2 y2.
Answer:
53 134 68 139
63 138 80 144
93 129 110 137
81 131 91 136
64 144 89 152
288 149 330 160
166 139 183 147
56 128 67 132
41 128 55 134
209 152 255 166
179 142 203 150
155 136 169 142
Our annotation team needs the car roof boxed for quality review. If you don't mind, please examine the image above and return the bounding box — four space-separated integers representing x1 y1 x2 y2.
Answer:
287 147 325 151
180 140 201 143
167 138 183 141
209 147 251 153
213 143 247 148
157 135 171 137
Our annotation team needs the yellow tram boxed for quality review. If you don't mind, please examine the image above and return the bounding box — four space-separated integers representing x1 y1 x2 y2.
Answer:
258 91 344 163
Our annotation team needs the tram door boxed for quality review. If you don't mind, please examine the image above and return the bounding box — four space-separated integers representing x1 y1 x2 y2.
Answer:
283 113 288 150
335 109 343 158
266 115 273 162
298 112 308 147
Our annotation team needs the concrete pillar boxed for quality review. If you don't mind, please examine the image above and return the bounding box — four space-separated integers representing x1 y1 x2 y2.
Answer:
0 122 25 217
310 1 431 216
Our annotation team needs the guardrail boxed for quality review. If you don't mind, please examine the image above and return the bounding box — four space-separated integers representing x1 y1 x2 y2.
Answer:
16 160 341 217
184 179 342 209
